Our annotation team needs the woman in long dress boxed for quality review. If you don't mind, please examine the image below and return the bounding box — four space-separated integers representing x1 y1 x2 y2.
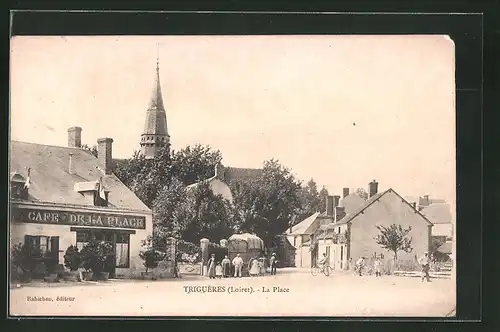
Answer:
249 257 260 277
221 255 231 278
207 254 216 279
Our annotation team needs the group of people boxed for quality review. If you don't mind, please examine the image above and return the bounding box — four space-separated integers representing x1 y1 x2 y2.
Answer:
353 256 383 277
206 253 279 279
318 251 433 282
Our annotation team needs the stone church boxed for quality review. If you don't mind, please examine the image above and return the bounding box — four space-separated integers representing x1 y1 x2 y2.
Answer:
139 59 262 199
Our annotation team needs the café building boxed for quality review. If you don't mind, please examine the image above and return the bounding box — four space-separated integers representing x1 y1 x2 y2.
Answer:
9 127 153 278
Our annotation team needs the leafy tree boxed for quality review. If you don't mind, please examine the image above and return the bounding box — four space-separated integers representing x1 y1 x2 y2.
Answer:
180 181 236 243
319 186 329 210
129 146 172 207
293 179 329 226
152 177 190 239
113 151 148 187
355 188 369 200
231 159 302 245
152 180 235 247
113 144 221 208
374 224 413 260
171 145 222 186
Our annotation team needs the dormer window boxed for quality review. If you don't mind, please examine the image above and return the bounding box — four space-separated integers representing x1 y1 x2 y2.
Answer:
74 180 109 207
94 191 109 207
10 172 29 200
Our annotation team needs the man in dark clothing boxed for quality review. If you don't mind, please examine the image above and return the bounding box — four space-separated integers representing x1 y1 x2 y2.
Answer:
270 253 278 275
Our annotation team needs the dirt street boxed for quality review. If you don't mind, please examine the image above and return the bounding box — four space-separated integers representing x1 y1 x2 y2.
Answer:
10 268 455 317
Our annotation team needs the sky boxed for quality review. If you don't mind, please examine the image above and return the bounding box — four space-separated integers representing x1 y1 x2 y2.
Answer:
10 35 456 207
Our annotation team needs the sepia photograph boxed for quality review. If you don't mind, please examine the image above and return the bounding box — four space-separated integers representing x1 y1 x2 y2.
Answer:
9 34 456 317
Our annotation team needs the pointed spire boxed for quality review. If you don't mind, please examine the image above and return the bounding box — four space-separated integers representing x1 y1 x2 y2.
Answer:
140 45 170 159
149 54 165 111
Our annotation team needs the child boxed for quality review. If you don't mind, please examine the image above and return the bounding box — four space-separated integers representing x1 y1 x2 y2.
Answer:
374 257 382 277
215 262 223 279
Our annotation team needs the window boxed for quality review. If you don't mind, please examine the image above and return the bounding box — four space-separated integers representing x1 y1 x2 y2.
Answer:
116 233 130 268
24 235 59 261
337 227 341 234
76 231 90 251
325 246 331 259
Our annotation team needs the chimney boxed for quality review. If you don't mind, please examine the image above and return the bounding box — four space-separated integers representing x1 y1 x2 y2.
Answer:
369 180 379 198
68 153 75 174
68 127 82 148
215 162 225 180
326 195 334 217
97 138 113 175
335 206 346 222
333 195 340 207
343 187 350 198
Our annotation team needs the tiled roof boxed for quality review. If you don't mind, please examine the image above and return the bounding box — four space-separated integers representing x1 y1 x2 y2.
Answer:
10 141 151 212
223 167 262 184
420 203 452 224
334 189 433 226
334 191 388 225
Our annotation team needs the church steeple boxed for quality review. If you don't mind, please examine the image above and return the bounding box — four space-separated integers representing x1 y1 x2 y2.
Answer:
140 53 170 159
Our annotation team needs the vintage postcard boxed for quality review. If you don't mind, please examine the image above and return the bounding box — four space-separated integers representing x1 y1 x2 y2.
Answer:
9 35 456 317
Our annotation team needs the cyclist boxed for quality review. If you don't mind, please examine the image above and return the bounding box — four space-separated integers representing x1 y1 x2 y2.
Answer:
318 253 329 270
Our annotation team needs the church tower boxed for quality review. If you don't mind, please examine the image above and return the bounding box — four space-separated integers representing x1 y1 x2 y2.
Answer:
140 56 170 159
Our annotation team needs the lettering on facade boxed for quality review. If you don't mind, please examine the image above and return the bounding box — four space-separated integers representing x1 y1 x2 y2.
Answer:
11 207 146 230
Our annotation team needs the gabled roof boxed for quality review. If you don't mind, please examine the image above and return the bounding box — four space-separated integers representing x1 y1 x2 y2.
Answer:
334 188 433 226
289 212 321 235
10 140 151 212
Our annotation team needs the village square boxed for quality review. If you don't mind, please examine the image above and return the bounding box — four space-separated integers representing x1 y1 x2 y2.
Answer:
9 36 456 317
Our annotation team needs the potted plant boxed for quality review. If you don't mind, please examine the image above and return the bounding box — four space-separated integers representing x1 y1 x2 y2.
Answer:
80 240 113 281
63 245 82 281
139 237 162 280
10 243 42 283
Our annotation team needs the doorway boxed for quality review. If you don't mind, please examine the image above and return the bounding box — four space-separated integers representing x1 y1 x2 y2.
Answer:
74 228 133 279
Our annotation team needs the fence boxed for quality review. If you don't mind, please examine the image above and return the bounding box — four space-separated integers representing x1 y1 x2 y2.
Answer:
357 257 420 275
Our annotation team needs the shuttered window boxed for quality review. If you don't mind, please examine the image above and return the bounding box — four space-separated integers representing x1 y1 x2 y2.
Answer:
24 235 59 261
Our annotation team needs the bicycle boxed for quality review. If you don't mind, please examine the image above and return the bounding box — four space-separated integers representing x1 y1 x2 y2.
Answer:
311 264 332 276
354 265 373 276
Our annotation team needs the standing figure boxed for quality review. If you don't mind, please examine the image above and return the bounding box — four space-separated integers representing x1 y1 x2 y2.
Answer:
215 262 223 279
355 257 365 276
221 255 231 278
258 257 266 276
418 252 431 282
249 257 260 277
269 253 278 275
232 254 244 278
374 256 382 277
207 254 216 279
